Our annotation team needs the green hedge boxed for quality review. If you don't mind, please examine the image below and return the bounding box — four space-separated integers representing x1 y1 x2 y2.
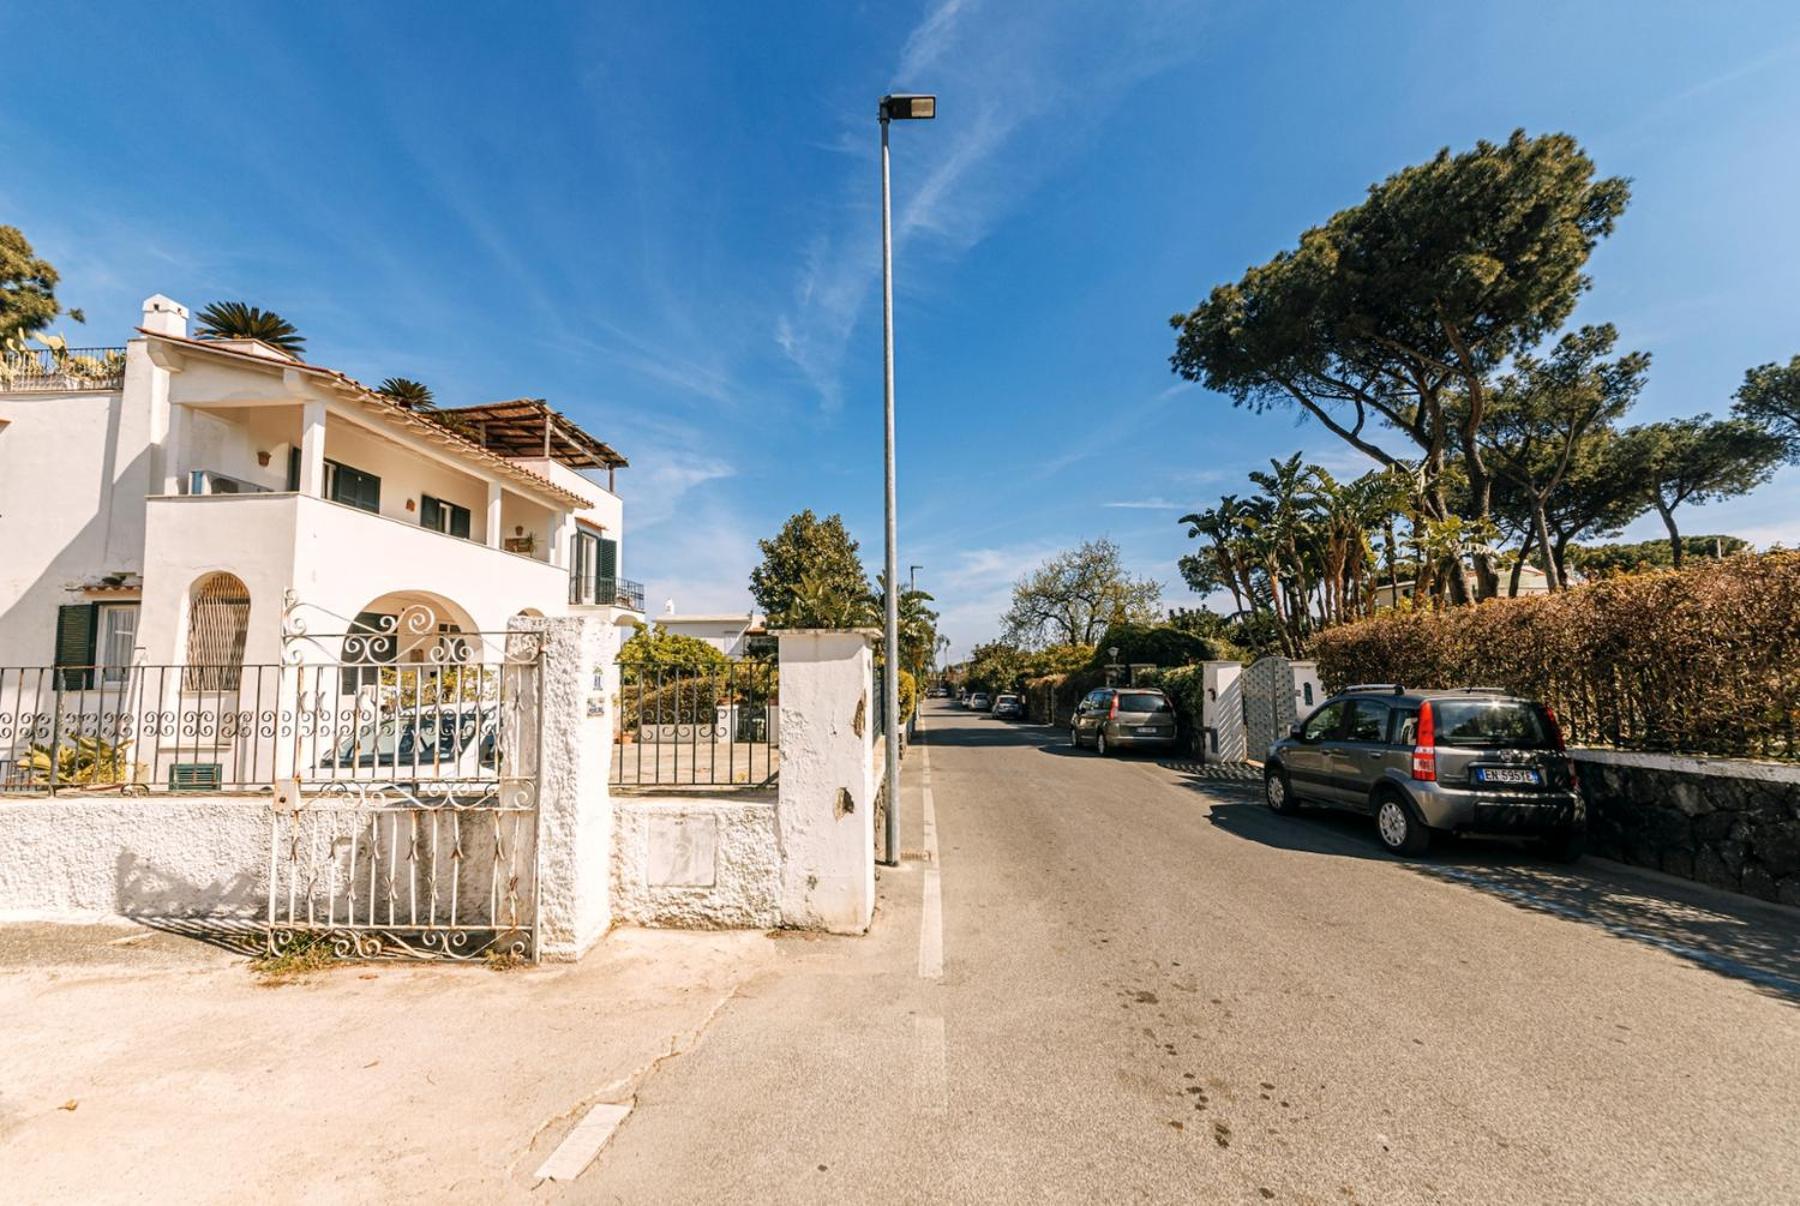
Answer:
1312 553 1800 760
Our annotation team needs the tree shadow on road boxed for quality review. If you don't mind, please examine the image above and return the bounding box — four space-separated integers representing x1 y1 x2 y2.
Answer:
1162 765 1800 1008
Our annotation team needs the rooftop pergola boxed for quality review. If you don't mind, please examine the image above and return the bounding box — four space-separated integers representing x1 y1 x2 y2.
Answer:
436 399 628 487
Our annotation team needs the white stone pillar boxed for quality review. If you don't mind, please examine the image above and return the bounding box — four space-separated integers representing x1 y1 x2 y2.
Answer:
514 612 619 959
486 480 503 549
775 629 878 934
165 403 191 494
298 399 327 496
1290 659 1322 717
1201 660 1247 763
549 511 574 568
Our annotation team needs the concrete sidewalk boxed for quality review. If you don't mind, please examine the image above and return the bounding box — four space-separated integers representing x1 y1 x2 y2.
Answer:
0 920 780 1203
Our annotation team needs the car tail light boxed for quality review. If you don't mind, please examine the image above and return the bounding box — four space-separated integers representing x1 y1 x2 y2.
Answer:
1410 701 1437 782
1108 695 1119 719
1544 704 1578 787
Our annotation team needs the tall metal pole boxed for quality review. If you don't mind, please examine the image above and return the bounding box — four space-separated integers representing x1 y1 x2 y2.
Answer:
880 111 902 869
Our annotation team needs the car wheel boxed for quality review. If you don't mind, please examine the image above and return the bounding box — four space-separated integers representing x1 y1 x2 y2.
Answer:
1096 730 1111 757
1374 792 1430 856
1264 764 1299 815
1534 829 1586 863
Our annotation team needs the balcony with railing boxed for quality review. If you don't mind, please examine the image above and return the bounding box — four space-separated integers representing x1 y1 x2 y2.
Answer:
571 573 645 612
0 347 128 392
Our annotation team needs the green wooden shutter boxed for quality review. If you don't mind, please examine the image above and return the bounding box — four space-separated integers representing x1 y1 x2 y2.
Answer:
449 504 471 539
598 537 618 580
420 495 442 530
54 604 97 689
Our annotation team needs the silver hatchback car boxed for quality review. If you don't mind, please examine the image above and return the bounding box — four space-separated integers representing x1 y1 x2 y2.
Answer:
1263 685 1585 859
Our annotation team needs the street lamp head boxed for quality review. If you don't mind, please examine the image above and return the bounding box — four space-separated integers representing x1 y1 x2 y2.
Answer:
880 94 937 121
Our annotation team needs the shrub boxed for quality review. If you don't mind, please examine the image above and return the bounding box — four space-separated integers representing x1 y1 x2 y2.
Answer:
1091 622 1238 670
1312 552 1800 759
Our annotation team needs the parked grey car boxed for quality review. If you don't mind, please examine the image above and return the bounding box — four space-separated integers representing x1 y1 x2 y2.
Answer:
993 694 1026 720
1070 687 1178 755
968 691 992 712
1263 685 1585 859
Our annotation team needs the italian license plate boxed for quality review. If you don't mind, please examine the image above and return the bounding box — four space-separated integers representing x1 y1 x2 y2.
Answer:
1137 726 1161 735
1476 766 1541 785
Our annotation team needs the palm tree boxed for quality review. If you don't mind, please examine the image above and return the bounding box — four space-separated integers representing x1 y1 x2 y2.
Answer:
194 301 305 356
377 377 435 410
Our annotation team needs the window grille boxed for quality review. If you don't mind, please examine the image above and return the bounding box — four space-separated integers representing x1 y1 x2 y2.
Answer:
184 573 251 690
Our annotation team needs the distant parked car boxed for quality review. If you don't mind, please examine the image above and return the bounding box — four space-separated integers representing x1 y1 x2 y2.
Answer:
1262 685 1585 860
993 694 1025 720
1069 687 1177 755
967 692 992 712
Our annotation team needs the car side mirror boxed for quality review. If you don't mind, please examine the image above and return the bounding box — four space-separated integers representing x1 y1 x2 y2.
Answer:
1289 722 1305 740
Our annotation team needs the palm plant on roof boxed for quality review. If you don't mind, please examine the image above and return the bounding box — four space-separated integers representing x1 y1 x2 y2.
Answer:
377 377 435 410
194 301 305 356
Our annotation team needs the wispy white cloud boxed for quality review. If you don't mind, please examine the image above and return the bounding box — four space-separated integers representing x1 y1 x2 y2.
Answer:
775 0 1209 412
1103 498 1179 511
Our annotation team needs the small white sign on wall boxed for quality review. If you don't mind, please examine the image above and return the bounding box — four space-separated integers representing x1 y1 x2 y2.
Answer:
647 814 718 888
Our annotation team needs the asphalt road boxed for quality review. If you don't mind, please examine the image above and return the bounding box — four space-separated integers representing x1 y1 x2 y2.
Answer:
581 701 1800 1205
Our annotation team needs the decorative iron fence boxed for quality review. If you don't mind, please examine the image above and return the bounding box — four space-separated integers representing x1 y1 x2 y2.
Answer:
0 658 537 794
1 346 127 391
612 657 779 787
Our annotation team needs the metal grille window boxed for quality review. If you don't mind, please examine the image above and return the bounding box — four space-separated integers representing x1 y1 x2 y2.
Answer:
184 573 251 690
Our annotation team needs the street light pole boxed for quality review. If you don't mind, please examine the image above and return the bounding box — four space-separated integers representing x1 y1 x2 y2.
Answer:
877 94 934 869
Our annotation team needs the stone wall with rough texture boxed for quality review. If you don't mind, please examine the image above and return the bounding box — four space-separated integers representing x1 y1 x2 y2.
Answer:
0 795 270 919
1574 750 1800 906
612 794 779 929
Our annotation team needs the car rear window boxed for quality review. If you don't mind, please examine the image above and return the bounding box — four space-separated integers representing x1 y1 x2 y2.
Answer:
1117 692 1171 713
1430 700 1554 749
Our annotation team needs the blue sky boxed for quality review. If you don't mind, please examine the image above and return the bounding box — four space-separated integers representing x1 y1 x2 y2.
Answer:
5 1 1799 658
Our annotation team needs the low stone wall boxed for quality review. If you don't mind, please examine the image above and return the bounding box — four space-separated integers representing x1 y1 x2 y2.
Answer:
611 793 780 929
1574 750 1800 906
0 795 270 920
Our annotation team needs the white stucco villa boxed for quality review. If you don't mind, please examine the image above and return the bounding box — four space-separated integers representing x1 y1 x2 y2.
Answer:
0 294 641 680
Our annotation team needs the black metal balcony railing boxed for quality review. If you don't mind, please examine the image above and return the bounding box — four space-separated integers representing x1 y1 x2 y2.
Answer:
1 347 127 391
570 573 645 611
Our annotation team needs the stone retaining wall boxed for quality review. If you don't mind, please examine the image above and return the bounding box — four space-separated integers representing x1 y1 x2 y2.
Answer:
1574 750 1800 906
611 793 780 929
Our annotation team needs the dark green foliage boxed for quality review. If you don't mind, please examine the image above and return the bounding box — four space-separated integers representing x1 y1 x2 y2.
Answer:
0 225 69 349
750 511 874 629
1732 355 1800 460
618 622 733 675
377 377 436 410
1568 536 1750 579
1090 621 1235 670
1614 417 1786 567
1170 130 1630 600
195 301 306 355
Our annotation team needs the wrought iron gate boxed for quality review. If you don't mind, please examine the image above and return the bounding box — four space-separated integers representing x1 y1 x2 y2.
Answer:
265 601 545 961
1242 655 1296 760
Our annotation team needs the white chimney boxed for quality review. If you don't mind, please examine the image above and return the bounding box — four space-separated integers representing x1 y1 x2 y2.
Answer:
141 295 189 338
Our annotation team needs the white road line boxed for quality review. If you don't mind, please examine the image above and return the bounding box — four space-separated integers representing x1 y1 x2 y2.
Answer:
533 1102 632 1182
913 1015 948 1115
918 868 944 979
918 761 944 978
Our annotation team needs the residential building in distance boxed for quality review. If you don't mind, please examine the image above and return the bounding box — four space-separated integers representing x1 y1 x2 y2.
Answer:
1370 564 1552 611
652 607 766 658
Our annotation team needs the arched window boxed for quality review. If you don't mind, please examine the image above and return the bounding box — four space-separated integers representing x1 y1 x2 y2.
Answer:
184 572 251 690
